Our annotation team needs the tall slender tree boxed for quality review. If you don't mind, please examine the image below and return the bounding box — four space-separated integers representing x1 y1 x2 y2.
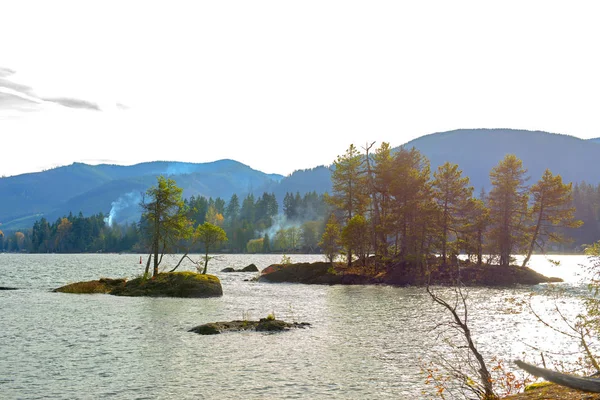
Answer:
328 144 368 265
522 169 582 266
487 155 529 267
388 147 433 264
140 176 192 277
372 142 394 259
432 162 474 264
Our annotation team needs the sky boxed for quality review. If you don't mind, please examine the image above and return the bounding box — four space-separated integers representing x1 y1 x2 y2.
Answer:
1 1 599 178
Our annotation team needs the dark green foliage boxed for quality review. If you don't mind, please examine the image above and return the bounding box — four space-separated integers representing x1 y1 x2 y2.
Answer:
26 212 138 253
0 160 285 230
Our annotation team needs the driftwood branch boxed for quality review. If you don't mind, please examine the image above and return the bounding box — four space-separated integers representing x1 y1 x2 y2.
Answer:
515 360 600 393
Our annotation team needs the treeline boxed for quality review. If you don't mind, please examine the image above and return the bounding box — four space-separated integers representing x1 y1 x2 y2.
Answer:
0 212 140 253
0 191 328 254
322 143 581 270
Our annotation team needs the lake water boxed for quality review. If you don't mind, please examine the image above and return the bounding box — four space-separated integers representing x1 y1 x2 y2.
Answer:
0 253 592 399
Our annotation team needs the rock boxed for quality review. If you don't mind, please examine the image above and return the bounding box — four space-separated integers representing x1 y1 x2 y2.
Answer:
255 318 290 332
0 286 18 290
54 278 126 294
221 267 236 272
55 272 223 298
259 262 345 284
190 323 221 335
258 260 562 287
189 318 310 335
241 264 259 272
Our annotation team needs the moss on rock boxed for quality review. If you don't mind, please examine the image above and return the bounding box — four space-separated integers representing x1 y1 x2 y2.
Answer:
53 278 126 294
54 272 222 298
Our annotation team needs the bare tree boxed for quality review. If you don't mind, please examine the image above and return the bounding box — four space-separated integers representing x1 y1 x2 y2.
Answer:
426 284 498 400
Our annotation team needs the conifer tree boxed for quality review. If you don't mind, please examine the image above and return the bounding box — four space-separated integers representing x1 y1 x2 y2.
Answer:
522 169 582 266
372 142 394 259
388 147 433 263
487 155 529 267
432 162 474 264
341 214 370 267
328 144 368 265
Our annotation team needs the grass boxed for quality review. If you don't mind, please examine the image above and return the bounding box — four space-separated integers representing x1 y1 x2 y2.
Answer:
503 382 600 399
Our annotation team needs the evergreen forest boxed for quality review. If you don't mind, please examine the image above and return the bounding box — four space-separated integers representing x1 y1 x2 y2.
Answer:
0 144 596 261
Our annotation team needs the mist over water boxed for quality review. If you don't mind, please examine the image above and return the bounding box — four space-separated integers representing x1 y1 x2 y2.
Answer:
0 254 590 399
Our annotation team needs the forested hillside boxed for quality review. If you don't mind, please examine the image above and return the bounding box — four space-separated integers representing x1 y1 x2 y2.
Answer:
401 129 600 192
3 128 600 250
0 160 286 230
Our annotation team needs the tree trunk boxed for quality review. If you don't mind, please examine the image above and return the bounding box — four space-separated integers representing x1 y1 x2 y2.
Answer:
144 254 152 277
170 252 190 272
202 248 209 274
522 203 544 267
153 237 159 277
427 285 498 399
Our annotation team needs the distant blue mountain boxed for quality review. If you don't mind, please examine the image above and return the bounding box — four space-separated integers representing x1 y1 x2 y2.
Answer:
400 129 600 192
0 160 285 230
2 128 599 231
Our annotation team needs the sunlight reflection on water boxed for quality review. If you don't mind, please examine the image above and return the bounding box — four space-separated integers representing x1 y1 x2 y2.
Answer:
0 253 592 399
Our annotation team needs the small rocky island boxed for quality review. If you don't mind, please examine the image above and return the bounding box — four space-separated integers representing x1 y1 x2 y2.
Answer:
221 264 259 273
54 271 223 298
258 260 563 287
190 317 310 335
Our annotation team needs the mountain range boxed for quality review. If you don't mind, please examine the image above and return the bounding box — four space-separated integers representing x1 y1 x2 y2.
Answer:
1 128 599 230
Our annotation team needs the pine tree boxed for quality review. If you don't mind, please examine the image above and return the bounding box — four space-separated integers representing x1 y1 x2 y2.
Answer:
328 144 368 265
487 155 529 267
388 147 433 263
522 169 582 266
372 142 394 259
432 162 474 264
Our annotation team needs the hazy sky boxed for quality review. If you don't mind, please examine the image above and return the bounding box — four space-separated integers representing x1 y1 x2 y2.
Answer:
1 1 599 177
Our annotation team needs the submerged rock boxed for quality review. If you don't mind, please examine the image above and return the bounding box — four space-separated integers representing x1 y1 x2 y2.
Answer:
189 318 310 335
0 286 19 290
221 264 260 273
54 272 223 298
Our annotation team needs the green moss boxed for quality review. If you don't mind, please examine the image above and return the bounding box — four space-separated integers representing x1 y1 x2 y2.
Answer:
54 278 126 294
55 272 222 298
524 381 553 391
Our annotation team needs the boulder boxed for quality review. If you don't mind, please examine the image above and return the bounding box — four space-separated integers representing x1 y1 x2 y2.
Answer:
221 267 236 272
189 318 310 335
241 264 259 272
259 262 344 284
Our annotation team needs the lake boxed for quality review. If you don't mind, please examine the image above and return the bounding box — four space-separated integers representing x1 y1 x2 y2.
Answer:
0 253 591 399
